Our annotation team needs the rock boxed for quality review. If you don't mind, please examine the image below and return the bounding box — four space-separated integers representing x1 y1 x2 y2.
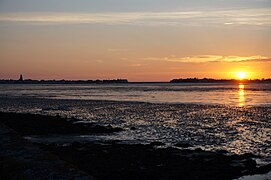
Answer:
216 150 228 154
130 127 136 130
175 142 192 148
40 142 262 180
255 163 271 174
244 159 257 171
150 142 164 146
0 112 123 135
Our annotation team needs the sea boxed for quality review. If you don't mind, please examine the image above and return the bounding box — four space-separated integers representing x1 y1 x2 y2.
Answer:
0 82 271 106
0 82 271 164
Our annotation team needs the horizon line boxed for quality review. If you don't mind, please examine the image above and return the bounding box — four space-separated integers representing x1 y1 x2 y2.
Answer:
1 77 271 83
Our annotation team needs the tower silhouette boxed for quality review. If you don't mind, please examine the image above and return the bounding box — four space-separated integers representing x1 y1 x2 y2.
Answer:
19 74 23 81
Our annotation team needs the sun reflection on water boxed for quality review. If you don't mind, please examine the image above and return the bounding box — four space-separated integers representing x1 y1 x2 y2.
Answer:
238 84 245 106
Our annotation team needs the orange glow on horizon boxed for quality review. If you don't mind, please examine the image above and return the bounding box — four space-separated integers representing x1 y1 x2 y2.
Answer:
230 71 251 80
236 72 247 80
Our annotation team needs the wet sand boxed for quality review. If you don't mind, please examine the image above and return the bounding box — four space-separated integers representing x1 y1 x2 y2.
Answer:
1 97 270 159
0 112 270 179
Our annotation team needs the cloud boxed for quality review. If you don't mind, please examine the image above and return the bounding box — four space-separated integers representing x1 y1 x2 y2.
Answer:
141 55 271 63
0 8 270 27
128 63 145 67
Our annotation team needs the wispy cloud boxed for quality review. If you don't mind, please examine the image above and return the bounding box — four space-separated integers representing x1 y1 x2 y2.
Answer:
0 8 270 27
141 55 271 63
128 63 146 67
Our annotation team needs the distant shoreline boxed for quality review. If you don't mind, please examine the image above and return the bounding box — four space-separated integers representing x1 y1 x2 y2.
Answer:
0 78 271 84
170 78 271 83
0 79 129 84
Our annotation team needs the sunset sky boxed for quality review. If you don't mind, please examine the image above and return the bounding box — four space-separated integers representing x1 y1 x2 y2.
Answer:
0 0 270 81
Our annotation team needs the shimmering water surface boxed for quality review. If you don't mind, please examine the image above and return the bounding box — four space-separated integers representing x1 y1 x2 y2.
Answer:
0 83 270 164
0 83 271 106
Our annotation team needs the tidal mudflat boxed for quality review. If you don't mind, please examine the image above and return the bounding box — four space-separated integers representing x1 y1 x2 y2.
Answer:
1 112 271 179
0 97 270 179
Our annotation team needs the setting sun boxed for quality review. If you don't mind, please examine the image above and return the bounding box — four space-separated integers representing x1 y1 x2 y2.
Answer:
236 72 247 80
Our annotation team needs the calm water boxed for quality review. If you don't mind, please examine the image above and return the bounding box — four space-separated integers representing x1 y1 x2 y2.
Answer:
0 82 271 106
0 83 270 164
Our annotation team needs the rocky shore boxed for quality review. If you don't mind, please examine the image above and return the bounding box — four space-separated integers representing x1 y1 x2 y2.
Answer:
0 112 122 136
39 141 271 180
0 116 93 179
0 112 270 179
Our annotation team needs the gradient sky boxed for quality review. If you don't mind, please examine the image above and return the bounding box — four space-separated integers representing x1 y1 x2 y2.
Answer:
0 0 271 81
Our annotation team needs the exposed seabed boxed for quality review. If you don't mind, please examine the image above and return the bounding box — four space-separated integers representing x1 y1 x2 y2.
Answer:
0 112 271 179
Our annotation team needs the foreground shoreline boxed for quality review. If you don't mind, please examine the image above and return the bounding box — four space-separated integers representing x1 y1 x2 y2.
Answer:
0 112 271 179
